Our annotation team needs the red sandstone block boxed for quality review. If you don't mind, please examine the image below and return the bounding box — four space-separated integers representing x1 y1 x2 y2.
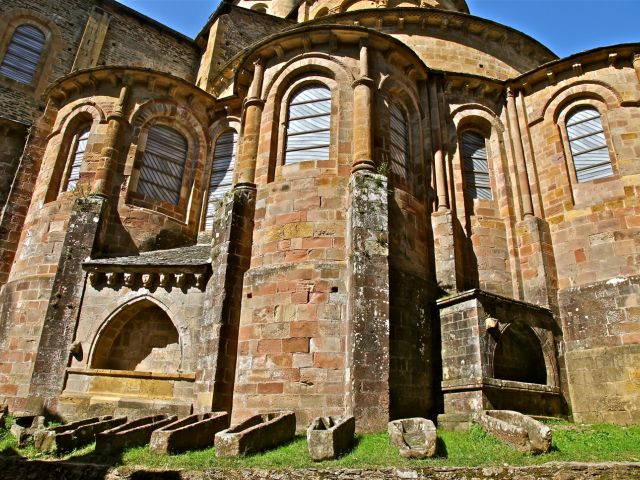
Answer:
291 321 319 337
309 292 328 304
285 250 308 262
291 291 310 304
302 237 332 249
267 354 293 368
282 337 310 353
257 382 284 394
257 339 282 354
314 353 344 369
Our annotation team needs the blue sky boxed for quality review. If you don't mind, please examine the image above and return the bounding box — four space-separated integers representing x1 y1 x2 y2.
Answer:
116 0 639 58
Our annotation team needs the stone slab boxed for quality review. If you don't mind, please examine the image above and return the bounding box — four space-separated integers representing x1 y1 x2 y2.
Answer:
475 410 552 454
307 415 355 461
215 411 296 457
388 418 437 459
149 412 229 454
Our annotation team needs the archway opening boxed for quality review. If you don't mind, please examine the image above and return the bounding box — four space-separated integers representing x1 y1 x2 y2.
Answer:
493 324 546 385
92 300 181 373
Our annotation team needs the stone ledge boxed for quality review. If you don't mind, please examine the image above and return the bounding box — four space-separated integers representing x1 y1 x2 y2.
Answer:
66 368 196 382
0 458 639 480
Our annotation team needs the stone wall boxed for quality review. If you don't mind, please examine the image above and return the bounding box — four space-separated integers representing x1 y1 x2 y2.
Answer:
0 458 639 480
0 0 199 125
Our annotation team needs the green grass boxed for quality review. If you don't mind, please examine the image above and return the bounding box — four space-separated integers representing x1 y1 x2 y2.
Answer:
1 419 639 470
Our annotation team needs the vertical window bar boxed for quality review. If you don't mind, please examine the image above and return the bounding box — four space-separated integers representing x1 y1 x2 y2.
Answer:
65 128 90 191
461 131 492 200
138 125 189 205
566 107 613 182
204 130 237 231
0 25 46 84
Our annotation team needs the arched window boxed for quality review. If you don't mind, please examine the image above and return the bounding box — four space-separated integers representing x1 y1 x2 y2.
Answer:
138 125 188 205
566 107 613 182
63 126 90 192
0 25 46 84
204 130 237 231
460 131 491 200
389 103 409 180
284 84 331 164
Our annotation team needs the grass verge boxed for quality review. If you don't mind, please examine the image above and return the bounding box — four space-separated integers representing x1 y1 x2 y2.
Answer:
1 419 639 470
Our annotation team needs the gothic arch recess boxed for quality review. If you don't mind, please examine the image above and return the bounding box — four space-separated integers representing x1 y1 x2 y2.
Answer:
90 297 184 373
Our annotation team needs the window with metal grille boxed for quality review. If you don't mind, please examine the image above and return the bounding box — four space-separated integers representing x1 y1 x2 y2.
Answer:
461 131 492 200
285 84 331 163
204 130 237 231
64 127 90 192
389 103 409 180
0 25 46 84
138 125 188 205
566 107 613 182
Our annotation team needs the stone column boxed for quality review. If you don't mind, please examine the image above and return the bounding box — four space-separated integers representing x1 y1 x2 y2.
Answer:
428 76 461 292
351 40 375 173
194 188 254 415
236 57 265 188
347 171 390 432
429 78 448 211
506 88 534 218
346 40 391 431
92 83 129 197
29 196 109 409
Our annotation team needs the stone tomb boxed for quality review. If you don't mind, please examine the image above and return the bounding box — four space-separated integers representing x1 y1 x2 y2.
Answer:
149 412 229 454
215 411 296 457
10 415 45 448
388 418 438 459
306 416 355 461
95 415 176 454
34 416 127 453
475 410 552 454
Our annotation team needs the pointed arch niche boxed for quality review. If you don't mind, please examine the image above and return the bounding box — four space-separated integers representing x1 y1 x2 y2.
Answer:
91 298 182 373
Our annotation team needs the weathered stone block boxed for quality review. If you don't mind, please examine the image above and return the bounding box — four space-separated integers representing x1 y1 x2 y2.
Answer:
475 410 552 454
95 415 176 454
215 411 296 457
388 418 437 459
149 412 229 454
10 415 45 448
306 415 355 461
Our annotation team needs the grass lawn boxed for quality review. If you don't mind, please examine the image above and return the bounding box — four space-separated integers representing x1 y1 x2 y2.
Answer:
1 417 639 470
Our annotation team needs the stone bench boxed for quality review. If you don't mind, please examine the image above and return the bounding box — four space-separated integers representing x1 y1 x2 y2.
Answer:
35 416 128 453
95 415 176 454
307 415 355 461
475 410 552 454
149 412 229 454
388 417 437 459
215 411 296 457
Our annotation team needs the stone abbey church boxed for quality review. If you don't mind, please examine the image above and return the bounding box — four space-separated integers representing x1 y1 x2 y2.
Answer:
0 0 638 433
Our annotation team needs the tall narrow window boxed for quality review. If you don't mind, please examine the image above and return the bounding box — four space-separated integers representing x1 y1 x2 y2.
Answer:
0 25 46 84
460 131 491 200
64 127 90 192
285 84 331 163
389 103 409 180
566 107 613 182
138 125 188 205
204 130 237 231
